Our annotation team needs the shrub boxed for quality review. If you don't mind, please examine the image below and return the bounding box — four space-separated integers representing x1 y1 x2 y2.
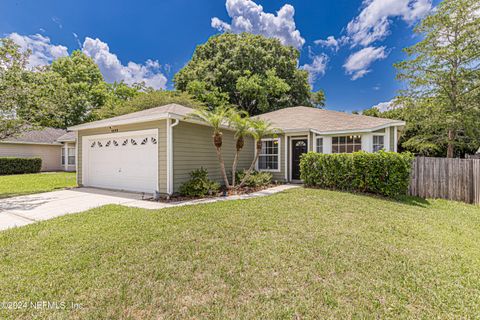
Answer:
179 168 220 197
0 157 42 175
235 170 272 187
300 151 414 198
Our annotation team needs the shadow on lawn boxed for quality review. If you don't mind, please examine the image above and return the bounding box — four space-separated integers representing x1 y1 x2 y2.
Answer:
302 186 431 208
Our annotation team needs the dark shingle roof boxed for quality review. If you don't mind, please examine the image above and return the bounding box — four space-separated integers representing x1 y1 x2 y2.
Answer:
1 127 68 144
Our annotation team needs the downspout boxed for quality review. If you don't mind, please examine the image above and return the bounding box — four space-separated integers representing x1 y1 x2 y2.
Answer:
167 117 180 195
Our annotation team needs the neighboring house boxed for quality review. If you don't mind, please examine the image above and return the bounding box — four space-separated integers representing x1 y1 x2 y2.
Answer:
68 104 405 196
0 128 77 172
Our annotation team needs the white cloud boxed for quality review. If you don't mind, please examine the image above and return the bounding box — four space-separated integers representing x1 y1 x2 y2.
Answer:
301 53 328 84
8 33 69 68
82 37 167 90
211 0 305 49
343 46 388 80
347 0 432 47
314 36 346 52
370 99 403 112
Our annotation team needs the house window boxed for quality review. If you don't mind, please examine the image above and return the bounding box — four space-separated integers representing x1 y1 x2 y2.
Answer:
68 147 76 165
373 135 384 152
316 137 323 153
61 148 65 165
332 136 362 153
258 138 280 171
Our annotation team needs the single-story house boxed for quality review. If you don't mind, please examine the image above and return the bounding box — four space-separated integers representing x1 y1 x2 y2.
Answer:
68 104 405 196
0 128 77 172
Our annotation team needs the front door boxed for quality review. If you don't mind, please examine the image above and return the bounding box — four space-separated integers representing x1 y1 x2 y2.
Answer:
291 139 308 180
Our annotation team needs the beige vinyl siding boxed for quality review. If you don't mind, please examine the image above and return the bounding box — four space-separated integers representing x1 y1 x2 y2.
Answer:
76 120 168 194
0 143 62 171
172 121 255 193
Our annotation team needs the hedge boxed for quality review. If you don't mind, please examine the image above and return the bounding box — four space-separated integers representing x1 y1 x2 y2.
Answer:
300 151 414 198
0 157 42 175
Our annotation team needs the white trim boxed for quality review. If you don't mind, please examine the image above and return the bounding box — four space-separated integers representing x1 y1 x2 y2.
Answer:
314 136 325 153
393 126 398 152
75 131 79 183
257 138 281 173
284 136 288 181
167 118 180 195
68 112 237 132
385 127 391 151
372 134 385 152
81 129 159 193
310 122 405 135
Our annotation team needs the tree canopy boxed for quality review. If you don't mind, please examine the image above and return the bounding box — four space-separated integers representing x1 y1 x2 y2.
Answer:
174 33 320 115
392 0 480 157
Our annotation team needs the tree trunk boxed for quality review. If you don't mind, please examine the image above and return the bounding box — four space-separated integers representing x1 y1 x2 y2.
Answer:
447 129 455 158
231 152 239 187
238 141 262 188
231 136 244 187
215 146 231 189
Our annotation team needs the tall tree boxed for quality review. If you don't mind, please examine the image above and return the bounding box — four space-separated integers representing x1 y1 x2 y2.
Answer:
0 38 32 139
174 33 316 115
188 106 234 189
95 89 203 119
48 50 109 127
395 0 480 158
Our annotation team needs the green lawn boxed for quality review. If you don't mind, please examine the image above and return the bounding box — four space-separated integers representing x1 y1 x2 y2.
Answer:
0 172 76 198
1 188 479 319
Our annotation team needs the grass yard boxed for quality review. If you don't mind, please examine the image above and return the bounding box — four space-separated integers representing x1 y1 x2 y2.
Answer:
1 188 480 319
0 172 76 198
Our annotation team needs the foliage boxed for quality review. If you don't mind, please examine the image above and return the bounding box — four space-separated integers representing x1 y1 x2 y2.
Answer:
238 118 281 188
300 151 414 198
394 0 480 157
363 98 479 157
95 89 203 119
179 168 220 197
0 38 31 139
0 157 42 175
188 106 236 189
310 90 326 108
0 172 76 198
235 169 272 188
174 33 314 114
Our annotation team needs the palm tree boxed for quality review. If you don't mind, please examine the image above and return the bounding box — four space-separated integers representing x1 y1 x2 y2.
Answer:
227 109 252 187
188 106 232 189
238 118 280 188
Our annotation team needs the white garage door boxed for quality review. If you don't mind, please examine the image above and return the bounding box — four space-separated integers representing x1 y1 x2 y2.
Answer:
82 129 158 193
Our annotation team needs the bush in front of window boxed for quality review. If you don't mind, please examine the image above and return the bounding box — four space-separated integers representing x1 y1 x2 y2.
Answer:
0 157 42 175
179 168 220 197
300 151 414 198
235 169 272 188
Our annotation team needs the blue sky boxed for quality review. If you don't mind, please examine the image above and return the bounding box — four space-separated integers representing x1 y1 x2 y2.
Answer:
0 0 438 111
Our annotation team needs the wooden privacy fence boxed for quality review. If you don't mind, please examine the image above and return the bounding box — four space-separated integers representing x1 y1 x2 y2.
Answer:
409 157 480 205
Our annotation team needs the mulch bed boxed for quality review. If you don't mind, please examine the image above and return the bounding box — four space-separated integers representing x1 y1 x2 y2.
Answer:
151 184 277 203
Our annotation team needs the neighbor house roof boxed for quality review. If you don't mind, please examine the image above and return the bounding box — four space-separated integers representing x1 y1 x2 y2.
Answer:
1 127 69 145
68 104 196 131
56 131 76 142
256 106 405 134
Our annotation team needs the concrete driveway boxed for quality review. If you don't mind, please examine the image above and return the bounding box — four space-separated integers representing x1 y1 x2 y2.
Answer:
0 188 170 231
